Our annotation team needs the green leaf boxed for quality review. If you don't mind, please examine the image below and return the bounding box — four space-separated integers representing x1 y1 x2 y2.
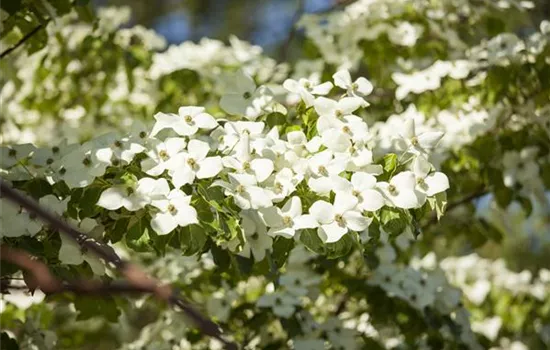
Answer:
265 112 286 129
271 237 294 267
74 296 120 322
23 178 52 199
325 234 354 259
180 224 208 256
427 192 447 220
383 154 398 173
299 229 325 255
107 217 130 243
380 207 408 236
0 332 19 350
516 196 533 217
125 217 150 252
78 185 103 218
211 244 231 270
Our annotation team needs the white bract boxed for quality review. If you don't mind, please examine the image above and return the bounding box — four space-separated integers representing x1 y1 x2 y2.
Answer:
97 177 170 211
220 71 274 120
333 69 373 97
169 139 223 188
377 171 426 209
260 196 303 238
282 77 333 107
296 193 369 243
150 106 217 137
213 173 273 210
141 137 187 176
333 172 385 212
150 189 198 235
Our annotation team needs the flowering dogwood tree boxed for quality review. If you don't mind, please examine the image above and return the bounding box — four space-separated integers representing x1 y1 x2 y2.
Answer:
1 1 549 350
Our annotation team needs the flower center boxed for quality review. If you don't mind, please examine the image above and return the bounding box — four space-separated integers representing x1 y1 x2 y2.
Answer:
410 136 419 146
242 161 251 170
82 157 92 167
139 131 147 139
243 91 252 99
274 182 283 194
351 82 359 90
318 165 328 176
52 146 60 154
282 216 293 227
126 186 135 195
334 213 345 225
112 159 120 166
8 149 16 158
251 232 259 240
335 109 343 118
184 115 193 123
46 158 54 165
388 184 398 195
342 126 351 134
114 140 123 148
59 167 66 175
303 81 312 89
167 204 177 215
187 158 197 168
159 150 169 161
236 184 245 194
352 189 360 197
349 145 356 154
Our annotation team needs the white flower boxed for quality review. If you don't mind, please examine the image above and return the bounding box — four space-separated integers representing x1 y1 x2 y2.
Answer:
307 150 347 196
260 196 303 238
296 193 369 243
169 139 223 188
0 144 35 169
265 168 301 202
206 290 238 322
58 218 105 275
109 137 146 164
257 291 300 318
280 270 320 296
314 96 365 120
333 69 373 97
150 106 217 137
412 156 450 196
377 171 426 209
0 197 41 238
141 137 187 176
334 172 385 212
394 117 444 156
213 173 272 209
222 155 274 183
97 177 170 211
220 71 273 120
220 121 265 152
150 189 198 235
283 78 333 107
239 210 272 261
58 147 112 188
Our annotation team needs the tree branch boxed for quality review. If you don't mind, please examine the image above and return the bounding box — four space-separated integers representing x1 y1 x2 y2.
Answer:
0 180 237 350
0 21 49 60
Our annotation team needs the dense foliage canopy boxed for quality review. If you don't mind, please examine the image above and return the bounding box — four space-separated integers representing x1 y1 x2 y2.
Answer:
1 1 549 349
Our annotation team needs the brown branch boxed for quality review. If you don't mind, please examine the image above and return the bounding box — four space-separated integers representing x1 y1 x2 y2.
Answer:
0 180 237 350
0 21 49 60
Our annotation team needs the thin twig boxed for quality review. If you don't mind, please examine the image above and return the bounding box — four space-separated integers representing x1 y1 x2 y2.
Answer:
0 21 49 59
0 180 237 350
